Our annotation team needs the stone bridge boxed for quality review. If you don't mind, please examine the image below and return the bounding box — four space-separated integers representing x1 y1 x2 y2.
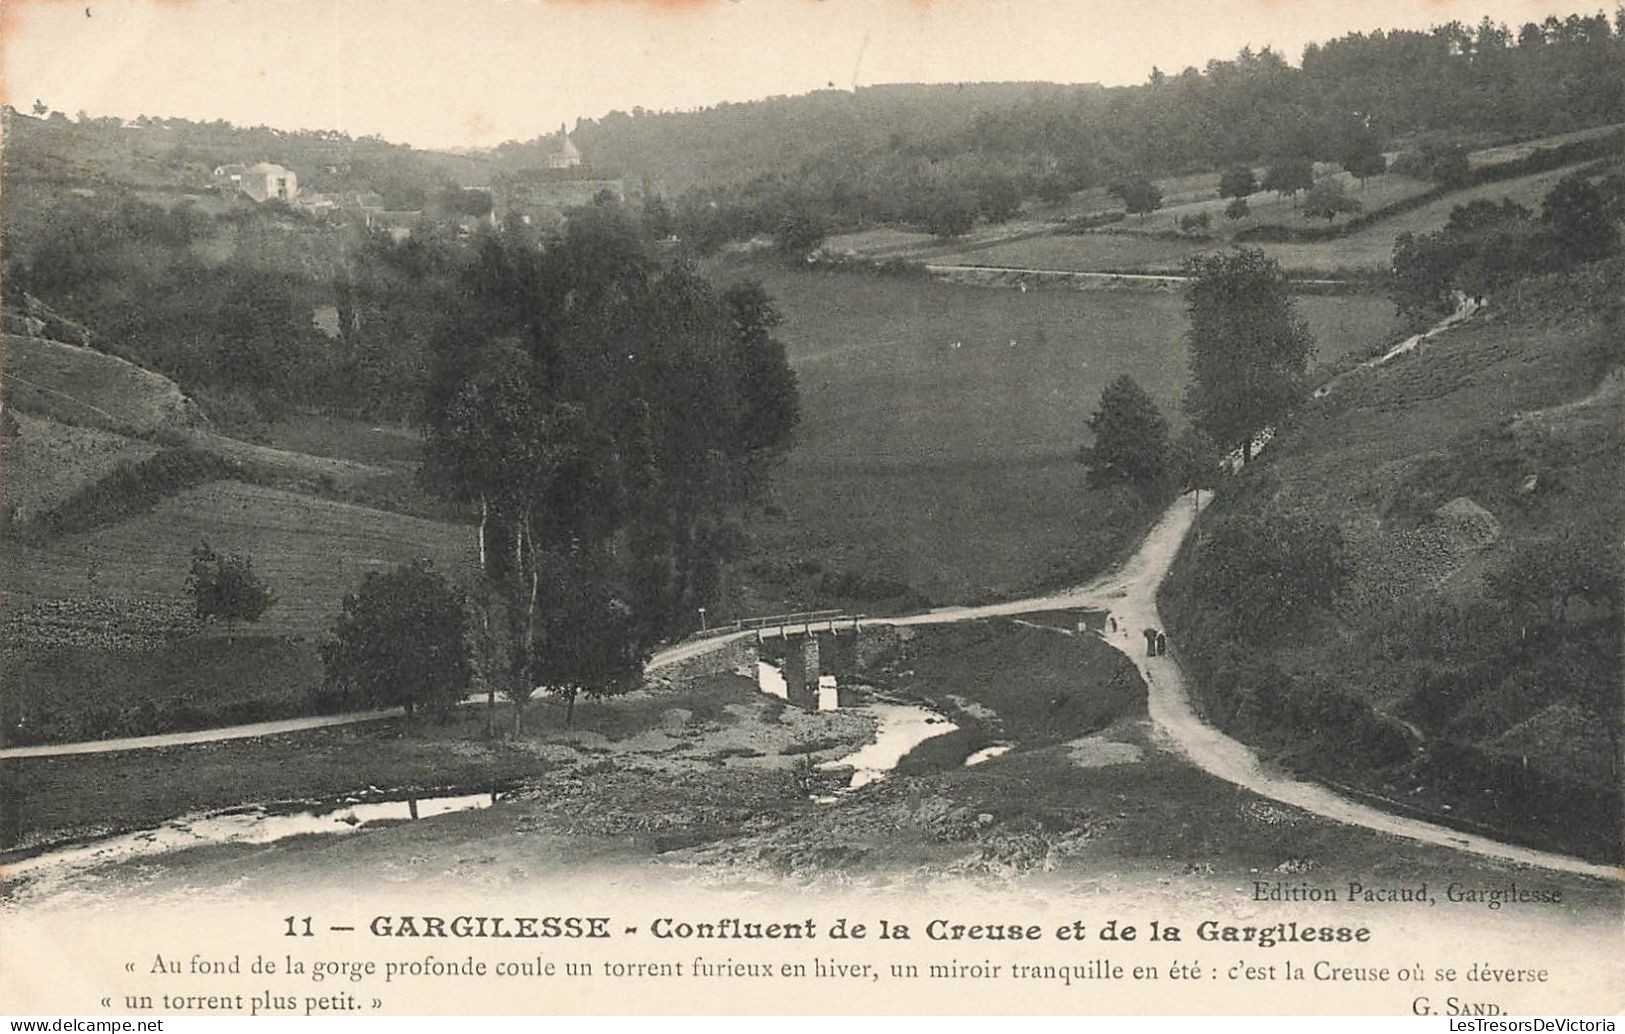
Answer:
727 611 868 711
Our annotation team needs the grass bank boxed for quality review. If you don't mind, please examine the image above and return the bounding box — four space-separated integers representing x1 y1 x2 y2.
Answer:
866 619 1144 772
1159 258 1624 863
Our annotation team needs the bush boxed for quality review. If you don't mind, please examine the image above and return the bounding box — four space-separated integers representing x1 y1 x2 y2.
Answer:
1058 210 1128 233
784 755 822 797
1189 509 1347 646
187 542 276 631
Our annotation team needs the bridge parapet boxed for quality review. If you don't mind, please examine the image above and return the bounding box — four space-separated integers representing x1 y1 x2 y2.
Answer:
755 615 862 641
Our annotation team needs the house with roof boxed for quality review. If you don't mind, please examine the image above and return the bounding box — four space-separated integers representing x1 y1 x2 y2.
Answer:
239 162 299 203
212 163 247 192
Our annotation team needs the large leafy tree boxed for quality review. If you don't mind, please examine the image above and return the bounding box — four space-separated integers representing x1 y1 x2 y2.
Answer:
1182 248 1314 463
422 211 799 733
1542 171 1620 264
1339 134 1388 186
1110 174 1162 219
321 561 471 718
1262 157 1315 201
1078 375 1169 497
1194 509 1348 645
774 209 826 261
1302 177 1362 221
725 281 800 459
923 191 977 238
533 549 645 727
1218 164 1257 200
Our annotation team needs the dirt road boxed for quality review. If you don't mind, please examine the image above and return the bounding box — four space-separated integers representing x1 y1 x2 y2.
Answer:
1 634 756 760
924 490 1622 883
7 487 1617 880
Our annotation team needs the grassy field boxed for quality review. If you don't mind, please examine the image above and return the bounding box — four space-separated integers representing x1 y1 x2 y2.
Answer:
2 332 198 436
940 161 1612 275
932 232 1205 273
261 413 424 467
1254 162 1616 273
5 480 475 639
3 638 326 745
0 326 479 742
1 413 159 521
2 329 425 516
1466 122 1624 168
722 263 1402 611
1112 170 1432 241
823 127 1623 269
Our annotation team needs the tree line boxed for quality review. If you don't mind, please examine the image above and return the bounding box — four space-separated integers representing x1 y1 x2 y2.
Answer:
1391 168 1624 322
578 11 1625 249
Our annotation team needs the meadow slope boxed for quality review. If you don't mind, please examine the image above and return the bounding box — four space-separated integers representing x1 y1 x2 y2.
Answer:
725 263 1402 610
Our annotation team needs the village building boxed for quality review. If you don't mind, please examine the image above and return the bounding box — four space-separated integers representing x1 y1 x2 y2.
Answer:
238 161 299 203
295 192 338 216
211 163 247 192
495 170 631 230
544 124 582 169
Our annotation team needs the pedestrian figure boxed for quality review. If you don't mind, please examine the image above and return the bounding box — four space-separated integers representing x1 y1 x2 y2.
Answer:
1156 632 1168 656
1109 616 1117 633
1143 628 1158 656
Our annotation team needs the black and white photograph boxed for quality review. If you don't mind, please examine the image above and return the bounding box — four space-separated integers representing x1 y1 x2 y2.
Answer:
0 0 1621 1018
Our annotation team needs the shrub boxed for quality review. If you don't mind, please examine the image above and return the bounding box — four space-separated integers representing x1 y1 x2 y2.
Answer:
187 542 276 631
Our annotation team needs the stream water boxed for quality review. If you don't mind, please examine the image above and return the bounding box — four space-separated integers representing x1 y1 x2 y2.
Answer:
4 791 501 893
11 665 965 887
819 704 958 791
755 659 957 792
964 743 1013 766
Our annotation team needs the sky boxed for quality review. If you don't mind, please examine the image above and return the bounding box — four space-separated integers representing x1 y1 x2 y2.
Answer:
0 0 1604 150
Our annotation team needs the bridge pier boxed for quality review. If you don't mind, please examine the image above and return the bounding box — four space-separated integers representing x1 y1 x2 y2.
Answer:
783 635 820 711
751 616 867 711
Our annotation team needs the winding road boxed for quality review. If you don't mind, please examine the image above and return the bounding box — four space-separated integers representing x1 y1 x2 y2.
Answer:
880 492 1622 882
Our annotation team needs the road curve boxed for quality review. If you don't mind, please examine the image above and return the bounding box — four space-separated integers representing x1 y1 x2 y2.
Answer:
5 491 1618 880
915 491 1622 884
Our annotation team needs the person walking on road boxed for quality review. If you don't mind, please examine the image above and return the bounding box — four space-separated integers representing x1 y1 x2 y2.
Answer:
1156 631 1168 656
1143 628 1158 656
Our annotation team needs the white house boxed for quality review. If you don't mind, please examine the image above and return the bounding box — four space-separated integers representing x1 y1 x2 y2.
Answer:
239 162 299 203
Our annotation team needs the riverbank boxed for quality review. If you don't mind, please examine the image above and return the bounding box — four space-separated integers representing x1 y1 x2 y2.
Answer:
0 672 872 863
9 613 1619 914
